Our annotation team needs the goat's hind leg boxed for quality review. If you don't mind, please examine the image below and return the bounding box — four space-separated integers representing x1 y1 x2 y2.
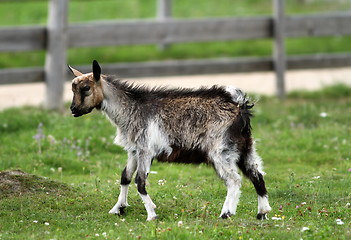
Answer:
212 150 242 219
238 148 272 220
109 156 137 215
220 172 242 219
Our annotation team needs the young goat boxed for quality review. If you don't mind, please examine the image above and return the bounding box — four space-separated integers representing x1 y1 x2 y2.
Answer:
69 60 272 221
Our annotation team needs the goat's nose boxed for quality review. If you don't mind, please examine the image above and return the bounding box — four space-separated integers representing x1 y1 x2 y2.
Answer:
70 104 76 111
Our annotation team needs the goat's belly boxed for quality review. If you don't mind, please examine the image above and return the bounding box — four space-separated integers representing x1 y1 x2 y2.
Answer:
156 146 209 164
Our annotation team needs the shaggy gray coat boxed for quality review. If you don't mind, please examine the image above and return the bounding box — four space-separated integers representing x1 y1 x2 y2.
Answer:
69 61 271 221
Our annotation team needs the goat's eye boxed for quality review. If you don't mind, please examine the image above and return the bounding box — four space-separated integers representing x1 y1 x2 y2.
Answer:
82 86 90 92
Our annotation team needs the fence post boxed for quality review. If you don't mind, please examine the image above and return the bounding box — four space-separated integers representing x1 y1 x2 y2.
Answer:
44 0 68 109
157 0 172 50
273 0 286 99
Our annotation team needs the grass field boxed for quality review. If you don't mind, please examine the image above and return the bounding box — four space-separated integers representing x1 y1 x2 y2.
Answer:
0 85 350 239
1 0 351 68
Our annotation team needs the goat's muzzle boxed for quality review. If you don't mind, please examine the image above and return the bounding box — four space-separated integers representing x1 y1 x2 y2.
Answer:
70 104 93 117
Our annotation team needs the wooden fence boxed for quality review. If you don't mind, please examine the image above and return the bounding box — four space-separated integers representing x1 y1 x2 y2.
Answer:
1 0 351 108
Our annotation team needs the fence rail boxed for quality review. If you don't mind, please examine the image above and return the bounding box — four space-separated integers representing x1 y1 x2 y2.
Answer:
3 53 351 84
1 0 351 108
3 13 351 51
0 26 46 52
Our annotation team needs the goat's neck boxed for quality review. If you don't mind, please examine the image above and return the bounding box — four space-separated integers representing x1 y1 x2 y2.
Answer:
100 79 134 129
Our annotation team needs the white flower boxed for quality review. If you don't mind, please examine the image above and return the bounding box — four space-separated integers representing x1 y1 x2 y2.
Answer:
271 217 282 220
47 135 57 145
102 232 107 237
319 112 328 118
33 220 38 223
312 176 320 179
44 222 50 226
336 219 344 225
301 227 310 232
177 221 183 227
158 179 166 186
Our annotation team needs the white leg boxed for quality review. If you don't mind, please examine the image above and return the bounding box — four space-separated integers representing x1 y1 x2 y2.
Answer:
109 155 137 215
219 176 242 218
210 149 242 218
135 151 158 221
109 185 129 214
257 195 272 219
243 146 272 219
140 194 157 221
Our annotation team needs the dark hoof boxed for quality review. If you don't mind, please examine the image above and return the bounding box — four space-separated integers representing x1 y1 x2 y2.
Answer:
147 215 158 221
118 206 126 215
256 213 267 220
220 212 232 219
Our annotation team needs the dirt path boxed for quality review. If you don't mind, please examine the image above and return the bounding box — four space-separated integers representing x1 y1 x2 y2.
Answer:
1 68 351 111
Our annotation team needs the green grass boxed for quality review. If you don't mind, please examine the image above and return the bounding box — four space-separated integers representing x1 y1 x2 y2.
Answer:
0 85 350 239
1 0 351 68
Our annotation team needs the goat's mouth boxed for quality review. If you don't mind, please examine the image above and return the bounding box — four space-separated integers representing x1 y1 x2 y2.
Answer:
72 112 84 117
71 107 93 117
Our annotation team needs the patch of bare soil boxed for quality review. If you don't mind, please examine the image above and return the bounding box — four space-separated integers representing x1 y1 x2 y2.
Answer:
0 169 73 197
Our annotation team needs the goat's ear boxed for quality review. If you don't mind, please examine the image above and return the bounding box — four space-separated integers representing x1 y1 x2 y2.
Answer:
68 65 83 77
92 60 101 82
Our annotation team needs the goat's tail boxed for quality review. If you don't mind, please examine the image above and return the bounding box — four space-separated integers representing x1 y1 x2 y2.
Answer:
226 86 254 134
225 86 254 110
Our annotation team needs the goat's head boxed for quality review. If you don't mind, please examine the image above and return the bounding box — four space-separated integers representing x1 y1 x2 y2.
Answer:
69 60 104 117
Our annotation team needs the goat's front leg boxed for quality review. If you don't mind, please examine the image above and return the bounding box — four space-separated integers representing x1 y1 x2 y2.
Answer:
135 156 157 221
136 172 157 221
109 155 137 215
